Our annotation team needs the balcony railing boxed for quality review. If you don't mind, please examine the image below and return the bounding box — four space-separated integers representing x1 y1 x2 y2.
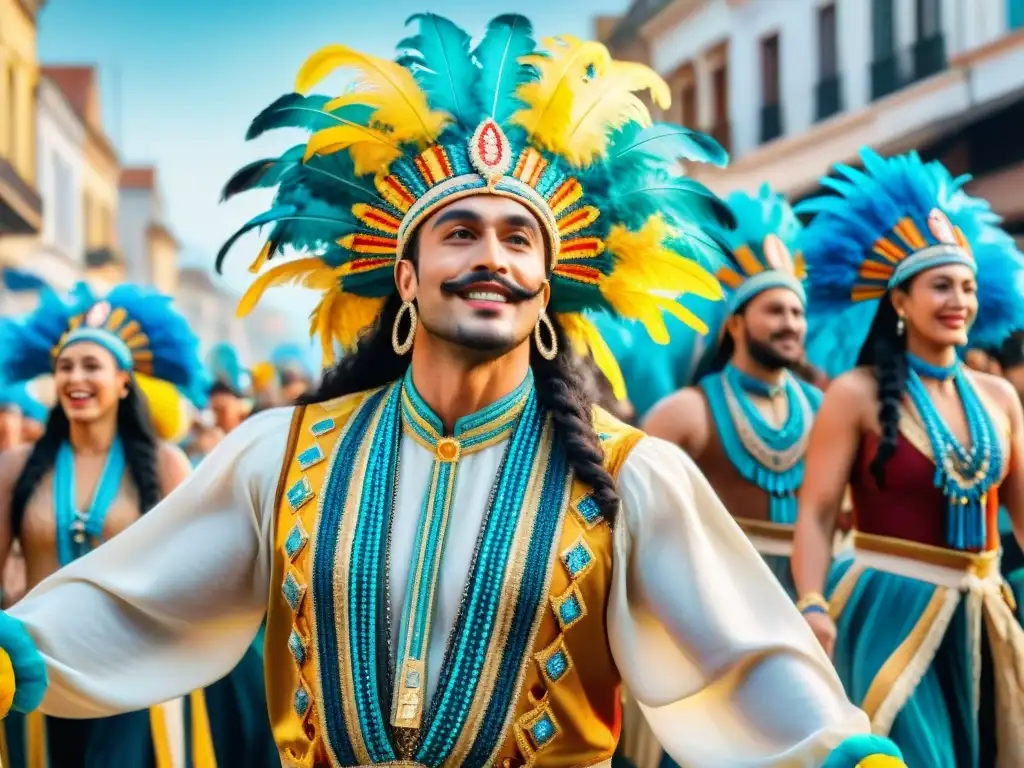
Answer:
815 75 843 122
870 53 901 100
912 34 946 82
760 102 783 144
870 34 947 101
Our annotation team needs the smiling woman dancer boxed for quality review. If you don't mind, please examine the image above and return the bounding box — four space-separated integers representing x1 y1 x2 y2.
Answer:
793 148 1024 768
0 284 208 768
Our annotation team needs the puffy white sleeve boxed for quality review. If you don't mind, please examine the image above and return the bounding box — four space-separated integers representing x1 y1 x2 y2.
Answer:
608 437 869 768
9 407 294 718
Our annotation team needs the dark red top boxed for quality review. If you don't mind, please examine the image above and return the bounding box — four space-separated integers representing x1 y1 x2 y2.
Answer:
851 432 1000 552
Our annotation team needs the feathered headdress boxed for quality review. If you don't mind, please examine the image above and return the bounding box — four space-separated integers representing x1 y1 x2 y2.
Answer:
0 283 207 441
271 342 315 379
205 343 253 396
0 381 49 424
800 148 1024 377
715 183 806 315
216 13 732 393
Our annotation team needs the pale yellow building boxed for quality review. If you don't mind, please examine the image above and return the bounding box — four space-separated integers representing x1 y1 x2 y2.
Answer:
0 0 44 255
43 65 124 288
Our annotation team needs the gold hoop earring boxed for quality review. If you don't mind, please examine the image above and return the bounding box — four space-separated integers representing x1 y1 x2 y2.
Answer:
896 316 905 336
392 300 417 355
534 310 558 361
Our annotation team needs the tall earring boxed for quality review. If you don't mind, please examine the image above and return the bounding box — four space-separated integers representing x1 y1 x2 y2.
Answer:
392 300 417 355
896 316 905 336
534 310 558 361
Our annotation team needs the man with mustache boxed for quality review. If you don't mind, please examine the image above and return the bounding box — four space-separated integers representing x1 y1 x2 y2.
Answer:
645 185 820 601
0 19 904 768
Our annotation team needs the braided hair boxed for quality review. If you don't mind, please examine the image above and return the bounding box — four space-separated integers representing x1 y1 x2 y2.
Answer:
855 294 907 489
302 245 621 523
10 380 163 537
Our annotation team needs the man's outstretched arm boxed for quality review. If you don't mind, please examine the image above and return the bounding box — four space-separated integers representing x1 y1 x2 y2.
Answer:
0 407 294 719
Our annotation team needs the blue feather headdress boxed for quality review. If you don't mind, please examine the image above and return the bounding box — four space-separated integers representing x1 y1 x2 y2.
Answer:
205 343 253 396
715 183 805 315
271 342 314 379
800 147 1024 377
0 382 48 424
0 282 209 409
216 13 733 395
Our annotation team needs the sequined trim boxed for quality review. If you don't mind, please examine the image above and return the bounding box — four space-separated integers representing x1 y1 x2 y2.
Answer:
285 519 309 561
294 680 312 717
287 476 314 512
311 417 336 436
560 534 595 581
551 583 587 632
297 443 326 470
514 701 562 765
282 571 306 613
573 494 603 529
288 628 308 666
534 634 573 685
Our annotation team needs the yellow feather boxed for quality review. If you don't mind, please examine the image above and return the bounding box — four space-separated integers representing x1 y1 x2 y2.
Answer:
557 61 670 166
236 259 337 317
332 294 385 352
315 294 336 363
296 44 450 148
604 215 723 300
248 241 273 274
135 373 191 442
655 296 709 335
557 313 628 400
304 124 403 176
513 36 611 152
250 362 278 392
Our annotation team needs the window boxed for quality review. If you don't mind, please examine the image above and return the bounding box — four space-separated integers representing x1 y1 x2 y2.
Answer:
712 64 728 126
818 3 838 79
760 33 780 106
916 0 941 40
680 81 697 127
871 0 895 60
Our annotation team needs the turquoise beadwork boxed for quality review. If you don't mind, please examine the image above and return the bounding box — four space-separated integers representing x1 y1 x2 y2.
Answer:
284 523 308 561
700 366 821 524
561 540 593 579
294 684 311 717
282 572 305 612
297 443 325 470
288 629 306 665
286 476 314 511
557 593 584 629
531 714 556 747
310 417 336 436
904 355 1002 550
575 495 601 527
545 650 568 681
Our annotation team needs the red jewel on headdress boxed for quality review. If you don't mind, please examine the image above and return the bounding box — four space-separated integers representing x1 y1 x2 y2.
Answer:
84 301 111 328
469 119 512 186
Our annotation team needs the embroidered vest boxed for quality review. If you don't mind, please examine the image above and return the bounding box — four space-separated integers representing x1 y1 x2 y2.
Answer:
265 384 643 768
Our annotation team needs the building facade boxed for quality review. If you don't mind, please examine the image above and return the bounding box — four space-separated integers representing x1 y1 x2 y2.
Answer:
601 0 1024 232
0 0 45 315
118 166 179 295
43 65 124 289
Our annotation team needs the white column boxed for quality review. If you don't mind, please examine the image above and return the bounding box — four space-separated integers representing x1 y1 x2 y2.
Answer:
838 0 871 112
695 54 713 130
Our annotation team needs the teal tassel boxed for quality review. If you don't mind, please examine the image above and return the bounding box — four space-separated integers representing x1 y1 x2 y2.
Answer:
821 734 904 767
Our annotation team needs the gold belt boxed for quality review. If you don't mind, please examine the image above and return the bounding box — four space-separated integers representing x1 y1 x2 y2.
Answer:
852 531 998 578
736 518 795 542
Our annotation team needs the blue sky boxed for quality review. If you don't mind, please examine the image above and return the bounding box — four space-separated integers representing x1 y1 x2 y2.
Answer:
38 0 629 317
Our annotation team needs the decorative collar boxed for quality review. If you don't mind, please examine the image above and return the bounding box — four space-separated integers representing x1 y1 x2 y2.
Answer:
400 368 533 459
905 352 958 382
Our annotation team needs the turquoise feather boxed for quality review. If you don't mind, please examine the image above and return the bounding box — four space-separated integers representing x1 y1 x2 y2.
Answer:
206 343 248 394
397 13 480 130
246 94 370 140
609 122 729 169
472 14 537 123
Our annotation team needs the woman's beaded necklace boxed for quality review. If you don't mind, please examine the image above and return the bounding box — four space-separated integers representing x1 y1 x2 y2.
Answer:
54 437 126 566
701 365 820 524
904 352 1002 550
